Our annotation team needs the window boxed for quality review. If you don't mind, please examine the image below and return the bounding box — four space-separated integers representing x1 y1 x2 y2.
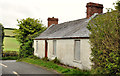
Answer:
36 41 38 53
74 40 80 61
53 40 56 55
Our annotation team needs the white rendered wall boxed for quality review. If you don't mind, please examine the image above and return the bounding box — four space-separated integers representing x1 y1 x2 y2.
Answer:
34 39 91 70
34 40 45 58
47 39 92 70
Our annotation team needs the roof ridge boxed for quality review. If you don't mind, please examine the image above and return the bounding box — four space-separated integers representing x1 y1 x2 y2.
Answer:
58 18 87 25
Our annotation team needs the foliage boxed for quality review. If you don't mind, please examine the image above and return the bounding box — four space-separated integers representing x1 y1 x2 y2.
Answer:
52 57 60 64
19 39 34 58
19 57 90 75
0 23 4 52
14 18 46 58
28 55 40 59
41 57 49 61
115 1 120 11
2 51 18 57
0 56 18 60
2 24 4 45
87 5 120 74
41 57 60 64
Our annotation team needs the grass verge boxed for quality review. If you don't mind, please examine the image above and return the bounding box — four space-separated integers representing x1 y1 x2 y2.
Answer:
18 56 91 75
0 56 18 60
3 37 20 51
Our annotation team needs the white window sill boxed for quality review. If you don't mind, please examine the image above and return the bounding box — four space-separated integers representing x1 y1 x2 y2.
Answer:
73 60 82 64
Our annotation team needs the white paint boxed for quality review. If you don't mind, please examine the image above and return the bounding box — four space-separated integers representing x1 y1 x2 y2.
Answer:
47 40 56 59
55 39 91 69
34 40 45 58
34 39 92 70
0 63 7 67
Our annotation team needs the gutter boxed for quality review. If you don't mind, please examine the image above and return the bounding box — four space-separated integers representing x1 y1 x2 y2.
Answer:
34 37 89 40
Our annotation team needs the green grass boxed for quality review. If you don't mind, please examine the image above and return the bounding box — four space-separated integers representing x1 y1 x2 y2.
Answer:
3 37 20 51
19 57 91 75
4 29 15 36
3 28 19 51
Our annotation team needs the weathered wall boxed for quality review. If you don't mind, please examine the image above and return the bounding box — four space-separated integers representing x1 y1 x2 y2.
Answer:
47 40 54 59
47 39 91 69
34 39 91 70
80 39 92 69
34 40 45 58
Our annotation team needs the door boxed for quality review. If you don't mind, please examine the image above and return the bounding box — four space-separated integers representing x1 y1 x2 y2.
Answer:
45 40 48 58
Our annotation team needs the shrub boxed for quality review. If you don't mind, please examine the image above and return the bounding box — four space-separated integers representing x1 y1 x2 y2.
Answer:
52 57 60 64
18 39 34 58
28 55 40 59
61 69 71 73
41 57 49 61
14 18 46 58
2 51 18 57
0 56 18 60
88 11 120 74
0 23 4 53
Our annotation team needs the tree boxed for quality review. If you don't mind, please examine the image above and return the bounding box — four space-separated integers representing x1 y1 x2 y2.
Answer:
14 18 46 58
87 2 120 74
115 1 120 52
115 1 120 11
0 23 4 56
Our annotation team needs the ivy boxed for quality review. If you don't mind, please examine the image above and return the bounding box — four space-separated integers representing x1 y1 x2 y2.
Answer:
88 2 120 74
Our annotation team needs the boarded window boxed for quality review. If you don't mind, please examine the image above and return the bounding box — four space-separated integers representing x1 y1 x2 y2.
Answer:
53 40 56 55
74 40 80 61
36 41 38 53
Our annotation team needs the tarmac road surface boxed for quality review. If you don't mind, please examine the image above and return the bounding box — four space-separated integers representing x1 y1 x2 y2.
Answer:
0 60 61 76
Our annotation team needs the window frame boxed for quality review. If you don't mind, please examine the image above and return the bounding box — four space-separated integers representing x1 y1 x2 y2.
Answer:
53 40 57 56
74 40 80 61
36 41 38 53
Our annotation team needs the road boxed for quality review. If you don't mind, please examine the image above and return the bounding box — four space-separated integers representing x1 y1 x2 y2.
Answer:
0 60 60 76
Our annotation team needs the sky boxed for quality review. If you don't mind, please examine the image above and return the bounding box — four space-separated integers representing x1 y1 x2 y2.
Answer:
0 0 118 28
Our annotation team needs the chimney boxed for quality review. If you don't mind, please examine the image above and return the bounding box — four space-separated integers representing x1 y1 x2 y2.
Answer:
47 17 58 27
86 2 103 18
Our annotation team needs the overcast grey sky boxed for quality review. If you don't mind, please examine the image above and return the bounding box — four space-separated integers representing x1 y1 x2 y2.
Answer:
0 0 118 28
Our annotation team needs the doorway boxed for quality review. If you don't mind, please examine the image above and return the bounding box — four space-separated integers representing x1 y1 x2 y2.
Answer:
45 40 48 58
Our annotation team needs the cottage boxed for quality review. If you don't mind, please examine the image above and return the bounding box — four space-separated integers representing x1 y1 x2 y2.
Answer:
34 2 103 70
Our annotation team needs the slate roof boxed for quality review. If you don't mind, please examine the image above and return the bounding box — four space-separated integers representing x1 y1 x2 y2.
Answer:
35 17 91 40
